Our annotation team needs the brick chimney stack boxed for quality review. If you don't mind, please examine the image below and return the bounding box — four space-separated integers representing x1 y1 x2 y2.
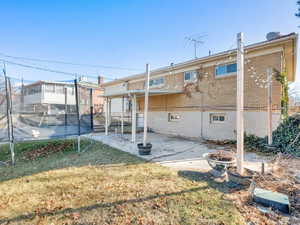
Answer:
98 76 104 86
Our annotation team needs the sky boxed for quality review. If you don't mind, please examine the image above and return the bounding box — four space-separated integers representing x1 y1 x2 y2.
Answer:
0 0 299 83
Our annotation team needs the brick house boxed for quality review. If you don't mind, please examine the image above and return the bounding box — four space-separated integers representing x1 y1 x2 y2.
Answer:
101 33 297 140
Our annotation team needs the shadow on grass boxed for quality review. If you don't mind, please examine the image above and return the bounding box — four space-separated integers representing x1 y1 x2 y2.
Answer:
0 139 146 183
178 170 246 194
0 186 208 224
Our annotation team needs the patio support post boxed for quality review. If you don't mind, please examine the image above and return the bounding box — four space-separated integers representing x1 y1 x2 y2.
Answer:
108 98 111 126
131 94 137 143
236 32 245 175
121 96 124 135
267 68 273 145
143 63 150 147
105 97 109 135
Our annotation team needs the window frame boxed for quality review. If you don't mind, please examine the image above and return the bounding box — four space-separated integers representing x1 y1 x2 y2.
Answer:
210 113 226 124
44 84 55 93
149 77 165 88
215 63 237 78
184 70 198 83
168 113 181 122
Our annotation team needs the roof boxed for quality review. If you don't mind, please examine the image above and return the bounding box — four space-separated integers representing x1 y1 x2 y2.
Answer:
24 80 103 90
102 32 298 87
100 89 182 98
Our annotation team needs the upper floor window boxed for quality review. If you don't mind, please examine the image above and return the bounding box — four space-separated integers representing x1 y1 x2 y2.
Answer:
24 85 41 95
215 63 237 77
184 71 197 82
55 85 64 94
44 84 55 93
149 77 164 87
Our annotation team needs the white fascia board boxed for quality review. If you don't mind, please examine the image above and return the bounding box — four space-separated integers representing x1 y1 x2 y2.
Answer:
129 47 283 84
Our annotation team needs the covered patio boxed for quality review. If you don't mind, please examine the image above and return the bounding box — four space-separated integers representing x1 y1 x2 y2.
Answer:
101 89 182 143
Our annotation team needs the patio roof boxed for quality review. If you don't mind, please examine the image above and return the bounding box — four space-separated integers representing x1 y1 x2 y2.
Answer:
100 89 182 98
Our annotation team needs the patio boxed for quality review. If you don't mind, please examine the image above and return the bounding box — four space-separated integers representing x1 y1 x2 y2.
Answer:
87 132 271 171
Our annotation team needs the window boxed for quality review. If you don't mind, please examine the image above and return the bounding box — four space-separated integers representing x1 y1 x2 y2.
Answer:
168 113 181 122
210 113 226 124
215 63 237 77
45 84 55 93
184 71 197 82
149 77 164 87
55 85 64 94
24 85 41 95
67 87 74 95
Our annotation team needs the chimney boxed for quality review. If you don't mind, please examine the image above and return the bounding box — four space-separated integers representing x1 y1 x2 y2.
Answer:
266 32 281 41
98 76 104 85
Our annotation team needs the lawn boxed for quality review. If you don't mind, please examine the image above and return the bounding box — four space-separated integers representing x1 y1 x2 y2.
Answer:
0 139 244 225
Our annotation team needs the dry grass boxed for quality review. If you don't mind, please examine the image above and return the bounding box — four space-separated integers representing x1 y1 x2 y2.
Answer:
0 140 244 225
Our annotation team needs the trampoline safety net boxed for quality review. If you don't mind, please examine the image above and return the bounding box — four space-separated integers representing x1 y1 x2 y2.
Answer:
1 77 96 142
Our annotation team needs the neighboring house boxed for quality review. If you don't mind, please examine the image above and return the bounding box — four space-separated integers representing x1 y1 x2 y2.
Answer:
22 77 104 115
101 32 298 140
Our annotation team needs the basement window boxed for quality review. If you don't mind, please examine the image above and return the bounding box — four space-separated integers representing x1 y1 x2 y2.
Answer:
210 113 226 124
168 113 181 122
184 71 197 82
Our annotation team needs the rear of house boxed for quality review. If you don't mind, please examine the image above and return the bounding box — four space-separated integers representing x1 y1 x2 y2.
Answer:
102 33 298 140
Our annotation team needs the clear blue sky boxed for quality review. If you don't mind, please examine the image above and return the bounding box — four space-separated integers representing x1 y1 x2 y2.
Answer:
1 0 299 83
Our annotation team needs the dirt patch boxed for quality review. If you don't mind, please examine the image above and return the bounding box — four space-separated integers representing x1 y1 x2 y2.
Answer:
208 151 235 161
226 154 300 225
202 139 236 151
23 141 74 161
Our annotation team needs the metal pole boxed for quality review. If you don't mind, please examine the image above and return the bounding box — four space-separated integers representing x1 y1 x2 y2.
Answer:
74 79 81 152
4 65 15 165
267 68 273 145
90 88 94 130
105 97 108 135
236 32 244 175
143 64 150 147
121 96 124 135
64 87 68 127
108 98 111 126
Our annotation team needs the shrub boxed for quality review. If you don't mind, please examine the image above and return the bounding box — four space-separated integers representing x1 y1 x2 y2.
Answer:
245 114 300 156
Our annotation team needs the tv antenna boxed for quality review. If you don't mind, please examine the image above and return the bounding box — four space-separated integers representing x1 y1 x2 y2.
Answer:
185 34 207 59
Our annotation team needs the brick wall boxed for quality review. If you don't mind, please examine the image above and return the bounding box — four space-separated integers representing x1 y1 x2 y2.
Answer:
132 51 282 112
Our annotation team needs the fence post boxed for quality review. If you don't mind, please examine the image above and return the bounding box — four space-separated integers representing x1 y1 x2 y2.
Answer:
4 69 15 165
90 88 93 130
64 87 68 127
74 79 81 152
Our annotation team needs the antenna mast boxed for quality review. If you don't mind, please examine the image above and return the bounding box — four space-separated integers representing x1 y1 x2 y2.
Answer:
185 34 206 59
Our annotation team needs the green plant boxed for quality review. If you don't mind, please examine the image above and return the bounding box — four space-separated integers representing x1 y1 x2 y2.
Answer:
244 114 300 156
274 69 289 120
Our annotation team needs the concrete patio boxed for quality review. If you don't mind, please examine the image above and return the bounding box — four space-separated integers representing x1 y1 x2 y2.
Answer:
87 132 271 172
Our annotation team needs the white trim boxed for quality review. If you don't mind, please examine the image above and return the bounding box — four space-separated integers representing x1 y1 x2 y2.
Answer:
129 66 201 84
215 72 237 79
127 46 283 84
102 34 296 87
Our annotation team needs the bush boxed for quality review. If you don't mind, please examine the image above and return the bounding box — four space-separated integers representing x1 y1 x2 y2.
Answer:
245 114 300 156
